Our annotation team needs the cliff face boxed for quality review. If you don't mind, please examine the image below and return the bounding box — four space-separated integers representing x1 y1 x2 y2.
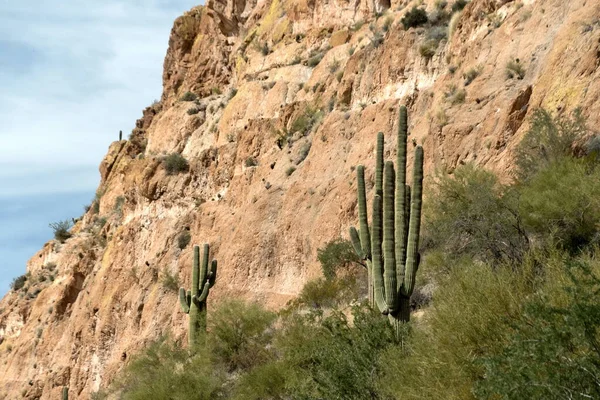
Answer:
1 0 599 397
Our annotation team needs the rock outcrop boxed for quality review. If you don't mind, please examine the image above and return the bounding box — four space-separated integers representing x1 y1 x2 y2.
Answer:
1 0 599 397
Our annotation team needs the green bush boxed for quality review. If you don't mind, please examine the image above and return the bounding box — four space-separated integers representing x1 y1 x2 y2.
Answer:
231 361 289 400
519 158 600 253
297 276 362 309
177 231 191 250
401 7 428 30
180 92 197 102
514 108 587 182
379 261 538 400
463 65 482 85
10 274 27 291
424 165 529 264
475 257 600 399
285 166 296 176
274 305 397 399
160 269 179 292
163 153 189 175
317 238 362 280
451 0 468 12
210 300 277 372
49 220 73 242
505 58 525 79
245 157 258 167
110 337 223 399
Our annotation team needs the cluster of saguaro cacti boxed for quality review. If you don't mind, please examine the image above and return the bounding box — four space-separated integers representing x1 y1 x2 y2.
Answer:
179 244 217 347
349 105 424 334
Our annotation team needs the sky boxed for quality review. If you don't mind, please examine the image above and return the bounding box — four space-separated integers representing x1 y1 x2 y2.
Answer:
0 0 199 295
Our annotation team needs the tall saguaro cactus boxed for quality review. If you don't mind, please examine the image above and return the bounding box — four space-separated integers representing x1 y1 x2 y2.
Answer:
62 387 68 400
179 244 217 347
349 106 424 334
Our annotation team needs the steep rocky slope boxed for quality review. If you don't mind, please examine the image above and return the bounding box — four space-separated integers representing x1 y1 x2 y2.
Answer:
1 0 599 397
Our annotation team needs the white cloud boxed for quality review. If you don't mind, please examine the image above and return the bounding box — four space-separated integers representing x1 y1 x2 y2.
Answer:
0 0 200 193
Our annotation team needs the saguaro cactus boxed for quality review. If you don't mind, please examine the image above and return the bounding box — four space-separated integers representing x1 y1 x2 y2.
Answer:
62 387 68 400
179 244 217 347
349 106 424 334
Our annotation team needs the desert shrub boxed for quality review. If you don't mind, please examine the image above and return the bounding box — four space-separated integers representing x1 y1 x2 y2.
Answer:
297 276 362 309
419 40 438 59
317 238 362 280
49 220 73 242
259 42 269 56
379 260 538 400
401 7 428 30
519 158 600 253
448 11 462 38
424 165 529 264
110 337 223 400
163 153 189 175
444 84 466 105
328 58 340 73
505 58 525 79
231 361 289 400
451 0 468 12
289 106 323 137
160 269 179 292
474 257 600 399
10 274 27 291
228 88 238 99
463 65 482 85
307 52 324 67
275 305 397 399
180 91 197 102
285 166 296 176
210 300 277 371
186 107 200 115
297 142 312 164
177 231 191 250
514 108 587 181
244 157 258 167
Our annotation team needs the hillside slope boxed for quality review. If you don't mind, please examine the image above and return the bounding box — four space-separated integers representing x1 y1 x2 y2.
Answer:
1 0 599 397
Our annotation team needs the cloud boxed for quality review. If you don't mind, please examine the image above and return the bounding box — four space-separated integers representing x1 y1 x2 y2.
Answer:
0 0 200 294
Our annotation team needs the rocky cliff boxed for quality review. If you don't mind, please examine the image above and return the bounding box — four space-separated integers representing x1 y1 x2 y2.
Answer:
1 0 599 397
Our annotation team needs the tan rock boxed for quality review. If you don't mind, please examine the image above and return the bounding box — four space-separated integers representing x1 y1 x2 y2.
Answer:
2 0 600 398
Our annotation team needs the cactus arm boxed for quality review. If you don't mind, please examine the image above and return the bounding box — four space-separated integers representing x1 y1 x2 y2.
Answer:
192 245 200 296
197 281 211 302
375 132 384 195
356 166 371 258
395 106 409 292
200 244 210 284
402 146 424 297
371 194 388 314
349 226 365 259
179 288 190 313
208 260 217 288
383 161 399 312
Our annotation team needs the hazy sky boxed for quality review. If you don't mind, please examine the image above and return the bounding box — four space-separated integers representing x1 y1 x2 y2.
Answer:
0 0 199 294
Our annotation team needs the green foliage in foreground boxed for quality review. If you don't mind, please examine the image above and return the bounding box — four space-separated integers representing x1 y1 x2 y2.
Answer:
112 337 223 400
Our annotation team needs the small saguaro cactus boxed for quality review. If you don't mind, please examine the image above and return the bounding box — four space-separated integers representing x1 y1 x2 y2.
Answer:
62 387 68 400
179 244 217 347
349 106 424 335
119 130 122 141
